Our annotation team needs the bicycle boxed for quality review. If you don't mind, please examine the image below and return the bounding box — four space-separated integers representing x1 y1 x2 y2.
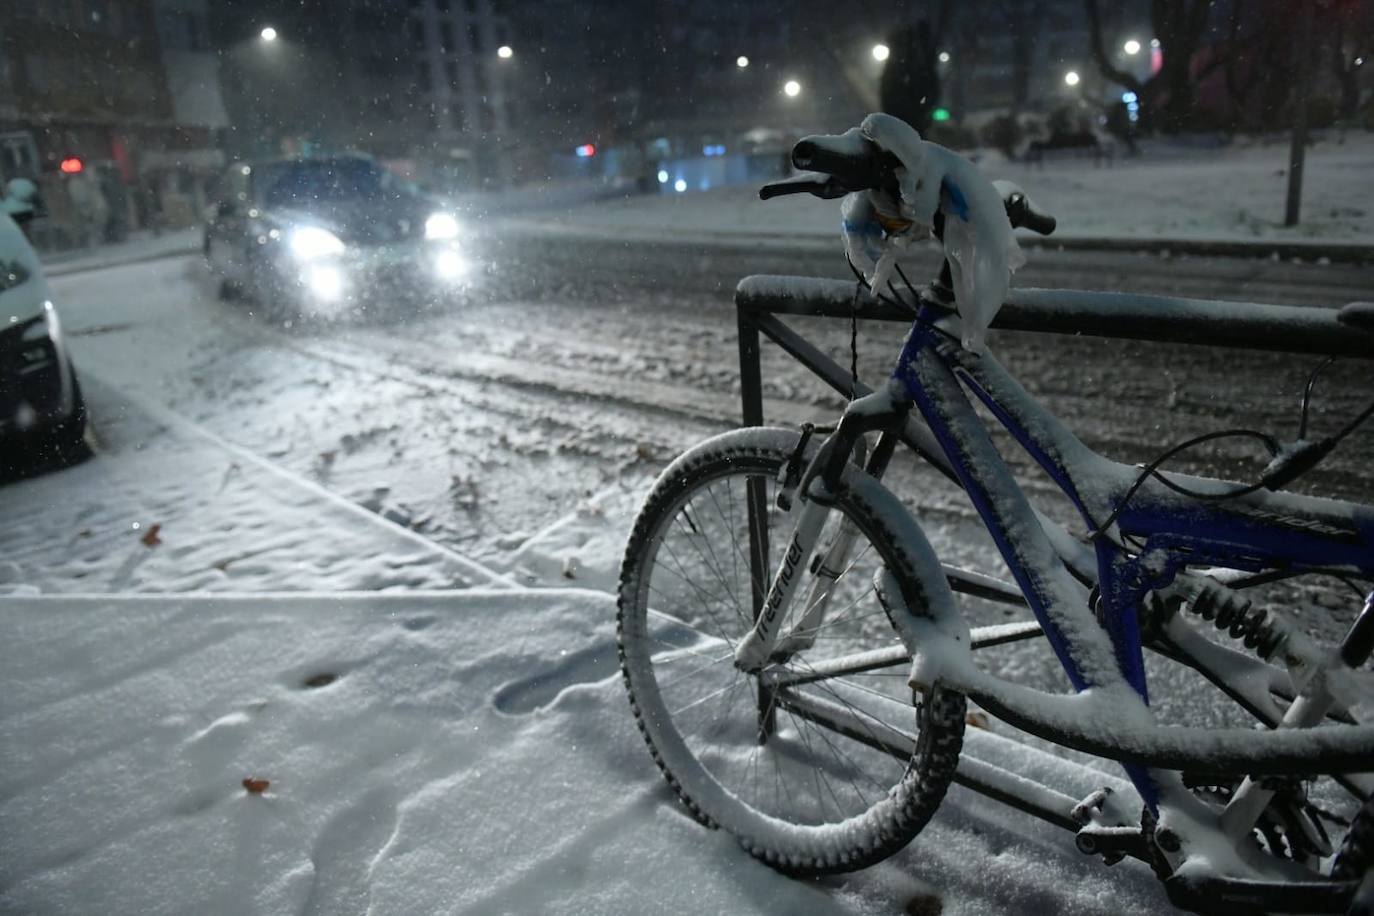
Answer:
616 120 1374 914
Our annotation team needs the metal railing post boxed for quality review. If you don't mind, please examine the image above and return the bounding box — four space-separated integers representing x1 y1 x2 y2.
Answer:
738 311 776 740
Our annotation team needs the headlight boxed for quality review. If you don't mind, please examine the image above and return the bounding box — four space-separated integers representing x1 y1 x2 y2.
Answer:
425 212 460 241
303 264 345 301
433 248 467 281
288 226 345 261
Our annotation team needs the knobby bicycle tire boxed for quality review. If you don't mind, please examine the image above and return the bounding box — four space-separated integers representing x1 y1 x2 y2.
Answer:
617 426 965 874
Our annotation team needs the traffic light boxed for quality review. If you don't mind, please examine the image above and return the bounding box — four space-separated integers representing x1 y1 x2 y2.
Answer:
59 157 84 174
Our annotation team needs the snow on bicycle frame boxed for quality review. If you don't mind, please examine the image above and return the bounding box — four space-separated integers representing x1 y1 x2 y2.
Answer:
727 119 1374 909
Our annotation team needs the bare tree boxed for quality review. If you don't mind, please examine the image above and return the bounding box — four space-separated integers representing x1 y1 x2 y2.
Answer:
1328 1 1374 119
1084 0 1223 132
1008 0 1047 111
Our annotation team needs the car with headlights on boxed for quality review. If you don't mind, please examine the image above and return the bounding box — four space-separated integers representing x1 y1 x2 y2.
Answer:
204 154 467 318
0 201 88 475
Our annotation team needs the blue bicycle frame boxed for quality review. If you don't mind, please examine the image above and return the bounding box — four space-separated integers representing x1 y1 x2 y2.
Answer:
888 306 1374 810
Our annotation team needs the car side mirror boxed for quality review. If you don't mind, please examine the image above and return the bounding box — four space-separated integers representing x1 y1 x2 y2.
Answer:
11 209 34 226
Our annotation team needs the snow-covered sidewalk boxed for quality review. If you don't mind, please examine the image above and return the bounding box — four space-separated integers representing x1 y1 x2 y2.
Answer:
0 590 1165 915
503 132 1374 252
0 377 507 595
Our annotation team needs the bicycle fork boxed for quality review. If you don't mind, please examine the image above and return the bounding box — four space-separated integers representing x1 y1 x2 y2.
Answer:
734 497 832 674
733 386 909 678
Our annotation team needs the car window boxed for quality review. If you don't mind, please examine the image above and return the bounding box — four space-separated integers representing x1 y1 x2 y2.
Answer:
261 159 404 207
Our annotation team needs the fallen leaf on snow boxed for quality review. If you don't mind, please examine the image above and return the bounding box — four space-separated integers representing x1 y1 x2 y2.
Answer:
140 524 162 547
242 777 270 794
965 711 989 729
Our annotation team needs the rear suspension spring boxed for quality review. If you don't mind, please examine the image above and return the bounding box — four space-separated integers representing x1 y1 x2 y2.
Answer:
1185 581 1287 660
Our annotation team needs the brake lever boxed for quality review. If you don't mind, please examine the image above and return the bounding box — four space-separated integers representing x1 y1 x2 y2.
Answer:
759 173 850 201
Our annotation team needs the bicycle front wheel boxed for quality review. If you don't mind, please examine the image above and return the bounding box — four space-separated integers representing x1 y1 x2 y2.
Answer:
618 427 965 874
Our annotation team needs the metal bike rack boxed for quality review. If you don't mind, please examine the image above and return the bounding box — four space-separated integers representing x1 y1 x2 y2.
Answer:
733 275 1374 852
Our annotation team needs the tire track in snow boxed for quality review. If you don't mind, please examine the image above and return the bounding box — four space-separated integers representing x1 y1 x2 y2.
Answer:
77 366 519 591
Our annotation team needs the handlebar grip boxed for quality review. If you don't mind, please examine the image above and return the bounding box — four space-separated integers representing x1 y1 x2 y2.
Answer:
1005 192 1057 236
759 175 849 200
790 132 900 198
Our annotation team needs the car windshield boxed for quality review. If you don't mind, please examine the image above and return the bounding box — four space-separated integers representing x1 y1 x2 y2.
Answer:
260 159 402 207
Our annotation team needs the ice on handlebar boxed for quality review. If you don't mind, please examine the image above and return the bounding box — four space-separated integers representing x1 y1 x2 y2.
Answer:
843 113 1025 352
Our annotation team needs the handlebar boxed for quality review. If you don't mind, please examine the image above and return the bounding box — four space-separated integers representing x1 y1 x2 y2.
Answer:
760 131 1057 237
759 130 899 202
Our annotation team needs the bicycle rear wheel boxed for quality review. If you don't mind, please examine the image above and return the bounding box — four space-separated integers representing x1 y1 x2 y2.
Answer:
618 427 965 874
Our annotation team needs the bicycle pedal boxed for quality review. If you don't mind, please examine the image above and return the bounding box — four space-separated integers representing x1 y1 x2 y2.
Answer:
1073 824 1145 865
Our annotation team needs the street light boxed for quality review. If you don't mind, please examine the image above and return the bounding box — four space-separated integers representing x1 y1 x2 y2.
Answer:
871 44 889 62
783 79 801 97
938 51 951 63
1123 39 1141 55
1064 70 1081 87
260 26 278 42
497 45 513 59
736 55 749 68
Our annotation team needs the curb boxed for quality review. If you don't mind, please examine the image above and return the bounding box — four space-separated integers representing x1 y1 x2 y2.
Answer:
43 245 201 278
500 217 1374 265
1018 235 1374 265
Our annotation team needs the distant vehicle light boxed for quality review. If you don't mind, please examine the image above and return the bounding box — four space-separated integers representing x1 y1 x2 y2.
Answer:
1064 70 1081 87
59 158 83 174
938 51 951 63
424 212 461 241
736 55 749 68
932 108 951 122
288 226 345 261
673 178 687 193
575 144 596 158
871 44 889 62
260 26 278 42
497 45 513 59
657 170 669 183
783 79 801 97
1123 39 1141 55
702 144 726 156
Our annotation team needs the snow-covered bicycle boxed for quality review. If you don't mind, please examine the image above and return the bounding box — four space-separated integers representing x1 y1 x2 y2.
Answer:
617 115 1374 914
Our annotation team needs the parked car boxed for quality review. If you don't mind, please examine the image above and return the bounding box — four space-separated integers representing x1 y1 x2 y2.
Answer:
204 154 468 317
0 191 88 475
